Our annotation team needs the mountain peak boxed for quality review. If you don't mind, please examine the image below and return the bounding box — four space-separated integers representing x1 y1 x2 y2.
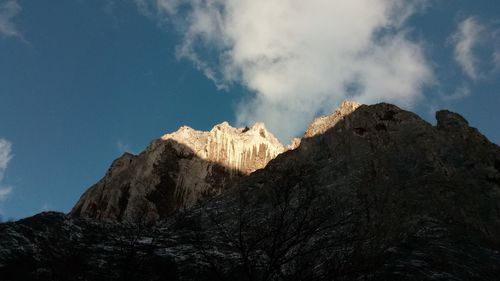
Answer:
436 110 469 132
161 121 285 168
72 121 286 222
304 100 361 137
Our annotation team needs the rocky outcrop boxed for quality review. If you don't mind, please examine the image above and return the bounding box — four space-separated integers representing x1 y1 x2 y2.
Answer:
71 122 285 222
304 100 361 137
160 122 284 175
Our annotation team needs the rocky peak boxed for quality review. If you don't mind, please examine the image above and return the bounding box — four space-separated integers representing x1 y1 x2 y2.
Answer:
436 110 470 132
161 121 285 174
304 100 361 137
286 137 302 150
71 121 286 222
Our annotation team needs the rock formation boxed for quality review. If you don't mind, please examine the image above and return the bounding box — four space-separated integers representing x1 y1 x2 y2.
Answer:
2 101 500 280
71 101 366 223
304 100 361 137
71 122 285 222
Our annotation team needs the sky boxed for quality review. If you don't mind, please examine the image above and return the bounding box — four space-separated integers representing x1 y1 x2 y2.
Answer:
0 0 499 220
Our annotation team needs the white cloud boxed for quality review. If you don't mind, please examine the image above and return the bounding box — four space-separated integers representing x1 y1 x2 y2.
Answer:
140 0 434 141
451 17 500 81
0 0 22 38
0 186 12 202
0 138 13 203
0 139 12 172
451 17 485 81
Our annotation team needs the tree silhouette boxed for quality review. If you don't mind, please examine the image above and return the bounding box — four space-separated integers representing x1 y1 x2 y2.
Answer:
193 172 371 281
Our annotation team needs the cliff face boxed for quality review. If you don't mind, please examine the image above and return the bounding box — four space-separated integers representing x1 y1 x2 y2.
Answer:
160 121 285 175
71 122 285 222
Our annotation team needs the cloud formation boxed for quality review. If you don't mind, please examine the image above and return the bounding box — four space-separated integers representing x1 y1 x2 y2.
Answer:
0 0 22 38
139 0 434 141
0 186 12 202
451 17 500 81
0 138 13 203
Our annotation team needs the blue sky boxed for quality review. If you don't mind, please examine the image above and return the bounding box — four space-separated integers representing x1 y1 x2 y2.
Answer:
0 0 499 220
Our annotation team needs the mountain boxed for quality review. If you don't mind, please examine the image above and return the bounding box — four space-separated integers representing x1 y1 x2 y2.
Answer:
71 121 286 222
71 101 360 223
1 101 500 281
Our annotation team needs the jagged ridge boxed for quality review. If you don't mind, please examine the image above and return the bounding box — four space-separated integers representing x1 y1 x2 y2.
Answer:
71 121 286 222
71 101 364 222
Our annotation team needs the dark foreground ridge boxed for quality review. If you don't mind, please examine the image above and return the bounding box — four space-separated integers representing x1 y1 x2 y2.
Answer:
1 102 500 281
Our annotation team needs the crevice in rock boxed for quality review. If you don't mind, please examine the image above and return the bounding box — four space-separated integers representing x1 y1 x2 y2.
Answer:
117 184 131 221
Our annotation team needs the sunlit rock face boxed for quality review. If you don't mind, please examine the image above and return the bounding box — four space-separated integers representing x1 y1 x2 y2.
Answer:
304 100 361 138
161 122 285 175
71 122 286 222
